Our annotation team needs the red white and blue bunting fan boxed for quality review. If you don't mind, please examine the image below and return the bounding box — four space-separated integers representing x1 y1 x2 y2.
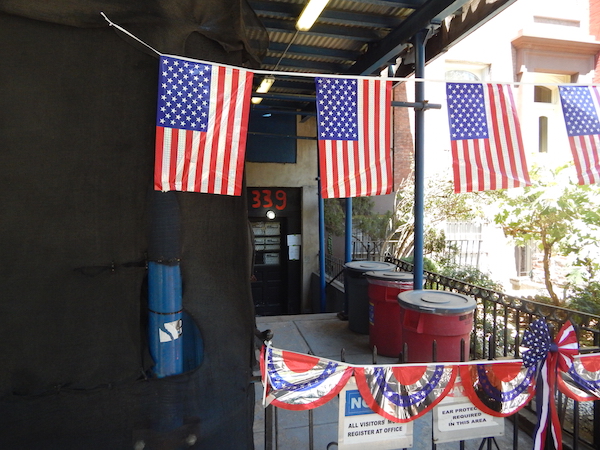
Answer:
354 364 456 423
261 346 353 410
459 361 536 417
521 319 579 450
558 353 600 401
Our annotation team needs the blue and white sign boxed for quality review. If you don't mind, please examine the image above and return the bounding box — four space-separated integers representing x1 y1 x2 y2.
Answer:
338 377 413 449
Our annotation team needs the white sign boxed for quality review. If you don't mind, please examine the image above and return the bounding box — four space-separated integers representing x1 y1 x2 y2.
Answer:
433 376 504 444
288 245 300 260
338 377 413 449
159 319 182 343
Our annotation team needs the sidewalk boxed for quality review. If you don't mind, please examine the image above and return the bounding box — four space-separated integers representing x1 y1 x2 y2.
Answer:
253 313 534 449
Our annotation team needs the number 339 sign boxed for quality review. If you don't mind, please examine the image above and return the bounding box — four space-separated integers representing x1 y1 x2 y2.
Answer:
249 189 287 211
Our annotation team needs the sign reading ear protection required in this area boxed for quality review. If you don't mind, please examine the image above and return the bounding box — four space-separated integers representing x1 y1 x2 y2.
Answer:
433 376 504 444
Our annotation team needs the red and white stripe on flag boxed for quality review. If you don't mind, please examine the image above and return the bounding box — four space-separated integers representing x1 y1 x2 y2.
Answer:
315 77 392 199
154 55 253 195
558 85 600 185
446 83 530 193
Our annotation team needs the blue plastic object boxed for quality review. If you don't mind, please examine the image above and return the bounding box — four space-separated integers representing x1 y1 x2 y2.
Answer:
148 261 183 378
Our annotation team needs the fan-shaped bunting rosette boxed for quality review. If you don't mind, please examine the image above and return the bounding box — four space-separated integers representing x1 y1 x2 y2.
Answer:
354 364 456 423
459 361 536 417
262 346 353 410
557 353 600 402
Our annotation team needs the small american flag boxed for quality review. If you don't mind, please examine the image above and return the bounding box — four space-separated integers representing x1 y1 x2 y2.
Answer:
446 83 530 193
315 77 392 199
558 86 600 185
154 55 253 195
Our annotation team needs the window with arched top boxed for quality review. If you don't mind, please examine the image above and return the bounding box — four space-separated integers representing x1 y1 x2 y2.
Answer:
534 86 553 103
445 70 481 81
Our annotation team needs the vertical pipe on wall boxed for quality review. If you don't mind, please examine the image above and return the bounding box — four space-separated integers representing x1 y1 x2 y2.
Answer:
148 191 183 377
413 29 427 290
318 169 327 312
345 198 352 263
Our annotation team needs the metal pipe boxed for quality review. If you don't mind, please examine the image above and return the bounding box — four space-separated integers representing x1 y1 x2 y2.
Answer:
342 198 352 316
318 166 327 313
148 262 183 377
345 199 352 264
147 191 183 378
412 29 427 290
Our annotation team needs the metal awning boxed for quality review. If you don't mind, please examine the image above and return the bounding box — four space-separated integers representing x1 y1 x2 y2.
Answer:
247 0 519 113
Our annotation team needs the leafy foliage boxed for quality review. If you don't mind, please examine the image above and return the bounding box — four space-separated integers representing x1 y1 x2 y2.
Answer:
389 173 487 259
492 164 600 305
438 264 504 291
324 197 392 241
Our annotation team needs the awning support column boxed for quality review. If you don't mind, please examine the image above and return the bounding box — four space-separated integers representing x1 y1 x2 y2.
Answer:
413 28 428 290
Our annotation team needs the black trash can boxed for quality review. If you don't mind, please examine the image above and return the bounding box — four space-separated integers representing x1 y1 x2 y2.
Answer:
344 261 397 334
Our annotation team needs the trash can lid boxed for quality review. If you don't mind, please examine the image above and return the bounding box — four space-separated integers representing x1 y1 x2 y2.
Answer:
398 290 476 315
365 271 413 282
343 261 397 273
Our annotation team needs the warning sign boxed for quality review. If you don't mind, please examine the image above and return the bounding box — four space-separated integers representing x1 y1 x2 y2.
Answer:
338 377 413 449
433 376 504 444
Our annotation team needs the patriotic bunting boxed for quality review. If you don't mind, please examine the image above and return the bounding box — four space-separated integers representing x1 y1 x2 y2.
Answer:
558 353 600 402
261 332 600 447
459 362 536 417
521 320 579 450
354 364 456 423
446 83 530 193
262 346 353 410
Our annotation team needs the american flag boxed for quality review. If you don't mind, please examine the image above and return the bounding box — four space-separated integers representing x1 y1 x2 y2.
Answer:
446 83 530 193
558 85 600 185
315 77 392 199
154 55 253 195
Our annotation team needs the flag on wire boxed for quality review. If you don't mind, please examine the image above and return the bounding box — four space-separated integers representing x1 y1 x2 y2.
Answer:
558 85 600 185
154 55 253 195
446 83 530 193
315 77 392 199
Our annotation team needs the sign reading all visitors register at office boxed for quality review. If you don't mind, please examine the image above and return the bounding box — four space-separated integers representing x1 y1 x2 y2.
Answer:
338 377 413 449
433 376 504 444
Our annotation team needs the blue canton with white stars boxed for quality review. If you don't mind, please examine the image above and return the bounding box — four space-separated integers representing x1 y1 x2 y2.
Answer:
157 56 211 132
521 318 551 368
559 86 600 137
315 77 358 141
447 83 489 141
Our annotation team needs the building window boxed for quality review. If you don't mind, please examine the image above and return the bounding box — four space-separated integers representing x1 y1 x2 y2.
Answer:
539 116 548 153
534 85 553 103
445 70 480 81
445 62 490 82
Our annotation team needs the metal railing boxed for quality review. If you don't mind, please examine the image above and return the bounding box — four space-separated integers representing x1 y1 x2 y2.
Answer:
261 255 600 449
325 253 346 285
386 256 600 450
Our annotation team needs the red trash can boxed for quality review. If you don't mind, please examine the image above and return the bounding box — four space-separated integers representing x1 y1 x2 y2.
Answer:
397 290 476 363
366 271 414 357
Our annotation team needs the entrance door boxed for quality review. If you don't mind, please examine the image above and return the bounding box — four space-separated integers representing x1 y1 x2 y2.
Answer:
248 187 301 315
250 218 286 315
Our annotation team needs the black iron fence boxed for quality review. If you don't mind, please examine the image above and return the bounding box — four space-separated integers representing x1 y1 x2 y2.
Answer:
349 239 484 268
385 256 600 450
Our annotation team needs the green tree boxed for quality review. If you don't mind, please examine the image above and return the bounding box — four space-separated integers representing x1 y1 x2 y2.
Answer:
493 164 600 305
388 172 487 260
324 196 392 245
